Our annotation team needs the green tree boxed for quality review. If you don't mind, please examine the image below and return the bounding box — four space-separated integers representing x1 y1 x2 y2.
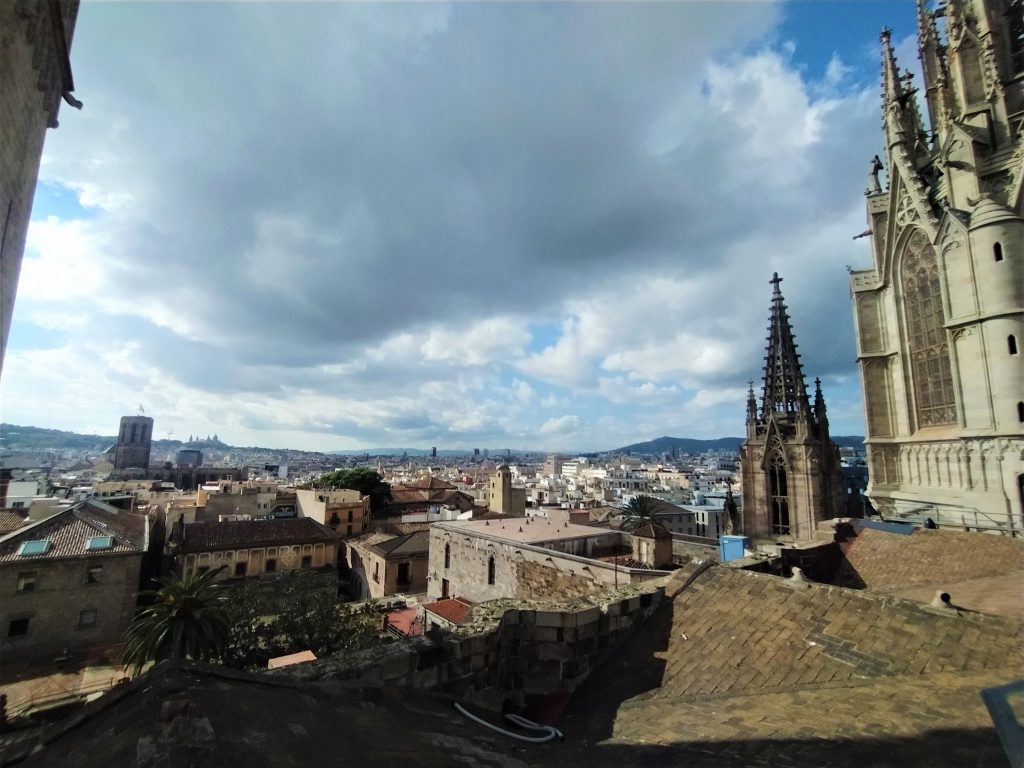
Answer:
122 568 230 675
619 495 661 531
220 581 275 670
269 591 379 658
314 468 391 515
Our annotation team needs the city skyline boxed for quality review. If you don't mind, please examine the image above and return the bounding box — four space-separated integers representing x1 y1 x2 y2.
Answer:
1 2 920 453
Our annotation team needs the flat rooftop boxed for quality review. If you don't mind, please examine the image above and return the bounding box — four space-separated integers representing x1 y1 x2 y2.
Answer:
436 518 613 544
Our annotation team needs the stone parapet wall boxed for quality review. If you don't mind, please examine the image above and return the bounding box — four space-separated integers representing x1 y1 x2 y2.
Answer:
276 579 669 713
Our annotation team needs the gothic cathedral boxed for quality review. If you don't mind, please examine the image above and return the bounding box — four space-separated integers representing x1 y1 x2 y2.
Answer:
740 275 845 541
850 0 1024 533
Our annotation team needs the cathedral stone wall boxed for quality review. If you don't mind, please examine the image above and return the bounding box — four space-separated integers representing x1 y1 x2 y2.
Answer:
850 1 1024 533
0 0 80 375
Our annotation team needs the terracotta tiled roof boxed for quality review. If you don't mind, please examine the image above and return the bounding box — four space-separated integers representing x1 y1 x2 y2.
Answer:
181 518 337 552
405 476 455 491
423 596 474 625
373 530 430 557
0 499 146 563
632 523 672 539
0 510 29 536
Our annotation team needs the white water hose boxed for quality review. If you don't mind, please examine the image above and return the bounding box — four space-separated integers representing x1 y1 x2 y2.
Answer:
454 702 563 743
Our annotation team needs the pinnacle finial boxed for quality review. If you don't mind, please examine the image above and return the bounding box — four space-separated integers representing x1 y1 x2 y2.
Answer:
770 273 783 293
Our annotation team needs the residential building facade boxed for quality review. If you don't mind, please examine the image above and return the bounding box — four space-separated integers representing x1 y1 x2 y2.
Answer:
0 498 146 659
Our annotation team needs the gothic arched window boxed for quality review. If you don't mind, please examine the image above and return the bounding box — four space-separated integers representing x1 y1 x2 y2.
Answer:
901 230 956 428
768 451 790 536
444 543 451 569
487 555 496 585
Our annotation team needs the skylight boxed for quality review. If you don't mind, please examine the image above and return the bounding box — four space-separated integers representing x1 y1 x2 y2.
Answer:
18 540 51 557
85 536 114 551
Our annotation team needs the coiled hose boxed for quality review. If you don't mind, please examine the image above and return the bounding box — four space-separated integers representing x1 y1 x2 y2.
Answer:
454 702 564 743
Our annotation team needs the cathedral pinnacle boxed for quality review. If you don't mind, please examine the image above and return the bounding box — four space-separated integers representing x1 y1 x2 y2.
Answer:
759 274 812 423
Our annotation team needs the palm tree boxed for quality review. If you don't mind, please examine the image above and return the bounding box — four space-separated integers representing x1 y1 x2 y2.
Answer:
619 495 660 531
122 567 230 675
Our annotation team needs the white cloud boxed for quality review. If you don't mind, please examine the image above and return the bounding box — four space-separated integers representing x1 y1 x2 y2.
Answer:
1 1 890 450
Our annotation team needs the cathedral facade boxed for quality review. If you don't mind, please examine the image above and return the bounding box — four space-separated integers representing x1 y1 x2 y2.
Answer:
740 275 845 542
850 0 1024 533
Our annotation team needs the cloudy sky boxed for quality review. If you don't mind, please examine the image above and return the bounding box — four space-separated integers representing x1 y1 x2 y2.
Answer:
2 1 921 453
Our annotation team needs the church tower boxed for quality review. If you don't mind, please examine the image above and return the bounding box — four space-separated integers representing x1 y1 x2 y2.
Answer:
740 274 844 541
113 415 154 471
850 0 1023 533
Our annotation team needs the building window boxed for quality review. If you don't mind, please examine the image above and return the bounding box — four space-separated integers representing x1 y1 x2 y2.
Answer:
87 565 103 584
347 510 353 523
346 525 352 537
487 555 496 585
1010 335 1019 355
301 555 312 569
265 558 277 573
234 561 247 577
16 573 36 593
994 242 1004 262
8 618 29 637
397 562 411 586
901 230 956 428
1018 402 1024 423
768 451 790 536
444 543 451 569
373 562 380 583
78 609 97 629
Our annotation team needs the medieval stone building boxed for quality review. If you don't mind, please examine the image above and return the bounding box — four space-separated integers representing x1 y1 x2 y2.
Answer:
740 274 844 542
850 0 1023 532
113 415 154 470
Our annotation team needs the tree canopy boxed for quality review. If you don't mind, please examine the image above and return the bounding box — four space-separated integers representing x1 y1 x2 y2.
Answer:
312 468 391 514
619 494 661 532
122 568 230 675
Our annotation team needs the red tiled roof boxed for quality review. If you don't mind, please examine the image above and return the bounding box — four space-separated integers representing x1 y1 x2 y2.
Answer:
0 510 29 536
405 477 455 491
385 606 424 637
0 499 146 563
181 518 337 552
423 597 474 625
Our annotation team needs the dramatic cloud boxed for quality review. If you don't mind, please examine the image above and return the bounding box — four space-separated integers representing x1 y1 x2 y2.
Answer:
2 2 909 451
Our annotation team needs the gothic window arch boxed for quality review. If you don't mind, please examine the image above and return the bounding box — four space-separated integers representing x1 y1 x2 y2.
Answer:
900 229 956 428
767 450 790 536
487 555 496 585
444 543 450 569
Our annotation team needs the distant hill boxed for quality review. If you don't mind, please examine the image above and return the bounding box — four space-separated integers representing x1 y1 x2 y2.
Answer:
0 423 192 454
613 434 865 455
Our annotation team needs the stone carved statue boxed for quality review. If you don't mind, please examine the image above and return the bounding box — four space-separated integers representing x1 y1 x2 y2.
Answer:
870 155 884 193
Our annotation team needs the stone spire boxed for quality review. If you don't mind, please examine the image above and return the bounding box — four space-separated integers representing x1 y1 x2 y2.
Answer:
813 377 830 435
917 0 954 144
745 379 758 426
759 273 812 423
880 27 929 157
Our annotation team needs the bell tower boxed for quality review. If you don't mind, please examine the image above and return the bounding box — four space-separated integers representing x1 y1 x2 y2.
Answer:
739 275 844 541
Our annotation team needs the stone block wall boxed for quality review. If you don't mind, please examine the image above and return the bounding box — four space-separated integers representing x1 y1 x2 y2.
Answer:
276 580 668 714
0 552 142 660
0 0 79 372
514 560 603 600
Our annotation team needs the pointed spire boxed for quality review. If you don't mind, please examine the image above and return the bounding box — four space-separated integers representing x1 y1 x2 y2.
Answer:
917 0 953 143
881 27 905 116
813 377 829 432
759 273 812 422
746 379 758 425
